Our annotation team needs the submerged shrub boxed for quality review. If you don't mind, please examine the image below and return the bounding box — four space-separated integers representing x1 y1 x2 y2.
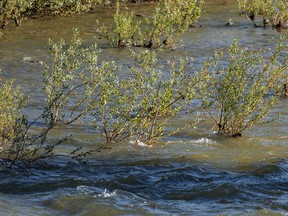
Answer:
141 0 203 48
31 0 108 16
0 78 60 168
93 72 136 143
96 0 203 49
42 28 116 126
201 40 285 137
94 49 208 145
238 0 288 28
96 1 140 47
0 78 25 142
127 50 201 143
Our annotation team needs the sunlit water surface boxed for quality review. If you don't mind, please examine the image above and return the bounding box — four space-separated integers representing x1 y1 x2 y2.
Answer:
0 0 288 215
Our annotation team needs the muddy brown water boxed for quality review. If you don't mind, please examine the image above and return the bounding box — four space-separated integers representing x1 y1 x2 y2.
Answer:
0 0 288 215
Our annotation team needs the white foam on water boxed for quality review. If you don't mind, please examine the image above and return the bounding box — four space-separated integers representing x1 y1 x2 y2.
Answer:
96 189 117 198
194 138 215 144
129 140 148 147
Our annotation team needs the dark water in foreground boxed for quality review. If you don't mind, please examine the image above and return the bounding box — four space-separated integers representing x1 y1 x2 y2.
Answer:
1 0 288 215
1 156 288 215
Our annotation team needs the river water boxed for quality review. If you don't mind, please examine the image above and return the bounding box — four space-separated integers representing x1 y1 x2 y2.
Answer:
0 0 288 215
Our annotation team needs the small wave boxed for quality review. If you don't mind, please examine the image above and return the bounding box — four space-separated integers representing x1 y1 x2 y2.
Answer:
76 185 98 195
166 137 216 145
129 140 148 147
22 56 42 64
252 164 283 176
23 56 32 61
194 138 215 144
76 186 117 198
165 183 241 201
96 189 117 198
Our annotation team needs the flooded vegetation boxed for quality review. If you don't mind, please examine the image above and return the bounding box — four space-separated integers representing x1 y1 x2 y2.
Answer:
1 0 288 215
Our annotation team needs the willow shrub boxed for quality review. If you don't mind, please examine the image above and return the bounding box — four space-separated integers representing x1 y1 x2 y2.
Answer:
0 78 58 168
42 28 117 126
96 0 203 48
93 71 135 144
96 1 140 47
0 0 31 28
93 50 210 145
0 79 25 142
201 40 285 137
0 28 117 167
238 0 288 28
127 50 207 144
141 0 203 48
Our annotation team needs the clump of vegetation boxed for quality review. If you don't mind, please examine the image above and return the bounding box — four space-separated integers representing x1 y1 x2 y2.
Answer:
0 28 118 167
93 72 135 143
201 40 286 137
96 0 203 48
0 78 25 143
42 28 116 126
94 49 208 145
141 0 203 48
31 0 109 16
96 1 140 47
0 78 59 168
126 50 203 144
0 0 108 28
238 0 288 28
0 0 30 27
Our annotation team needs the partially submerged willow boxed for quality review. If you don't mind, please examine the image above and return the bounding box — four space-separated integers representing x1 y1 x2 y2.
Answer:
96 1 140 47
94 50 205 145
201 40 286 137
0 79 25 143
96 0 203 48
238 0 288 28
42 28 117 126
142 0 203 48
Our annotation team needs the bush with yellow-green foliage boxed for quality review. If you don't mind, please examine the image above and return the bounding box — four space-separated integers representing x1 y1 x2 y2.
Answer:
96 0 203 48
94 49 210 145
96 1 140 47
42 28 117 126
0 77 61 167
0 79 25 143
142 0 203 48
201 40 286 137
238 0 288 28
